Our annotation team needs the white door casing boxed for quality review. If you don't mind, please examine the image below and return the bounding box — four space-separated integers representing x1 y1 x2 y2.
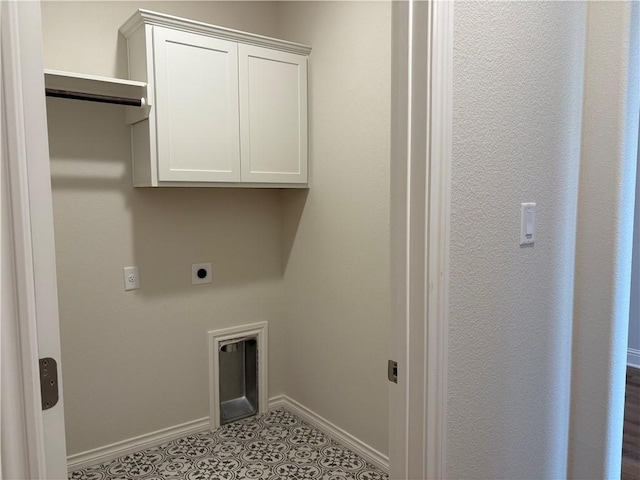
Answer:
0 1 67 478
389 1 452 479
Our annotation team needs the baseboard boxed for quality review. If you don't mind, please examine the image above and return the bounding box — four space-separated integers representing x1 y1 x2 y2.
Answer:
629 348 640 368
68 396 389 474
67 416 209 471
268 395 390 473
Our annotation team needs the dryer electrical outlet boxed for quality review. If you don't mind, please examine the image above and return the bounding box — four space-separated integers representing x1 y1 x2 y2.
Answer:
192 263 212 285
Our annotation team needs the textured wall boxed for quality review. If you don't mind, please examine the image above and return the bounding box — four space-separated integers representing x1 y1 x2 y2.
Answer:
570 3 639 478
42 1 286 455
449 2 586 478
277 2 391 456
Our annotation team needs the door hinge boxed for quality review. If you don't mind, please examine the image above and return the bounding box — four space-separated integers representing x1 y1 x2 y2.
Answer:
39 357 59 410
388 359 398 383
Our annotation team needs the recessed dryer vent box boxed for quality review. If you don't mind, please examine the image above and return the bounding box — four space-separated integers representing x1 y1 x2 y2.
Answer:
219 337 258 425
208 322 268 430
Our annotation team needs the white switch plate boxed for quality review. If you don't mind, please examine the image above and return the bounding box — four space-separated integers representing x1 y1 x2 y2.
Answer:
123 266 140 291
520 203 536 246
192 263 212 285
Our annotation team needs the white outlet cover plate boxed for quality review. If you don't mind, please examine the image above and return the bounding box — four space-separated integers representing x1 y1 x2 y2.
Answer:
192 263 212 285
123 266 140 291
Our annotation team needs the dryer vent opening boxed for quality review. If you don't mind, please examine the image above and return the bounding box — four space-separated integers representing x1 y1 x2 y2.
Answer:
208 322 268 430
219 337 258 425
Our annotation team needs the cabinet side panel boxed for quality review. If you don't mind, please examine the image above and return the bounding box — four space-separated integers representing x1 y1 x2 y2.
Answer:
127 27 146 81
127 25 155 186
132 120 152 186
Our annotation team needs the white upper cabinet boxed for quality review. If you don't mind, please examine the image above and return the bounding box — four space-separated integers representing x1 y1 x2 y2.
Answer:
154 29 240 183
239 45 307 184
119 10 311 187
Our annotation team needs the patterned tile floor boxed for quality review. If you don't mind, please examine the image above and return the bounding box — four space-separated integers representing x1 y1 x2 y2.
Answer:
69 409 388 480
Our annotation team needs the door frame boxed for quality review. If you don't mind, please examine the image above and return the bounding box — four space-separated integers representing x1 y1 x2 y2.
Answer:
389 1 453 478
5 0 455 477
6 0 455 477
1 1 67 478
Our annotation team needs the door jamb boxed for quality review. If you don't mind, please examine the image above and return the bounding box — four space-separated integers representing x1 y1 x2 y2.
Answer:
1 1 67 477
389 1 452 478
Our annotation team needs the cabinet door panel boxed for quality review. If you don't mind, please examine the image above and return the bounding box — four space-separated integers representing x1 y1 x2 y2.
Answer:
154 27 240 182
239 45 307 184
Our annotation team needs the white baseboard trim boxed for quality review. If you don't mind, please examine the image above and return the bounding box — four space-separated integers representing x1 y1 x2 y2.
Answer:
67 416 209 471
629 348 640 368
268 395 389 473
67 396 389 474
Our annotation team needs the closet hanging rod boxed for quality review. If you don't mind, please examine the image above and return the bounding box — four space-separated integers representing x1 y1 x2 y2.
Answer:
45 88 146 107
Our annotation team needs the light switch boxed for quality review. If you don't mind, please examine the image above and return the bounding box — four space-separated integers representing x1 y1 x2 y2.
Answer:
520 203 536 246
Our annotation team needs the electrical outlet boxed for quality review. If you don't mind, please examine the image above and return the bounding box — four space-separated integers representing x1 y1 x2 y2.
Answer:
123 266 140 291
192 263 212 285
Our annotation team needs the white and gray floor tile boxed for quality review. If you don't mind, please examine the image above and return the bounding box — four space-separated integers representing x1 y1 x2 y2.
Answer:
69 409 388 480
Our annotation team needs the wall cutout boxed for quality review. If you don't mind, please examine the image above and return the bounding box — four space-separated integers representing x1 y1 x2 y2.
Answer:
208 322 268 430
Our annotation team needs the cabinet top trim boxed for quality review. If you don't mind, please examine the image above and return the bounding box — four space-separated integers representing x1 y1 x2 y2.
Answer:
119 9 312 56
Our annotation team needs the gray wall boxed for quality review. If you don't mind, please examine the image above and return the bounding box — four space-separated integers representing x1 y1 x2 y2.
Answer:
277 1 391 455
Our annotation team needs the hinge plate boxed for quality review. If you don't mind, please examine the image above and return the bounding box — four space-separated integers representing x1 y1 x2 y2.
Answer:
39 357 59 410
388 359 398 383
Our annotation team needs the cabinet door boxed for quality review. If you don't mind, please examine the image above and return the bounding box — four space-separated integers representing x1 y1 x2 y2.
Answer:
239 45 308 184
153 27 240 182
